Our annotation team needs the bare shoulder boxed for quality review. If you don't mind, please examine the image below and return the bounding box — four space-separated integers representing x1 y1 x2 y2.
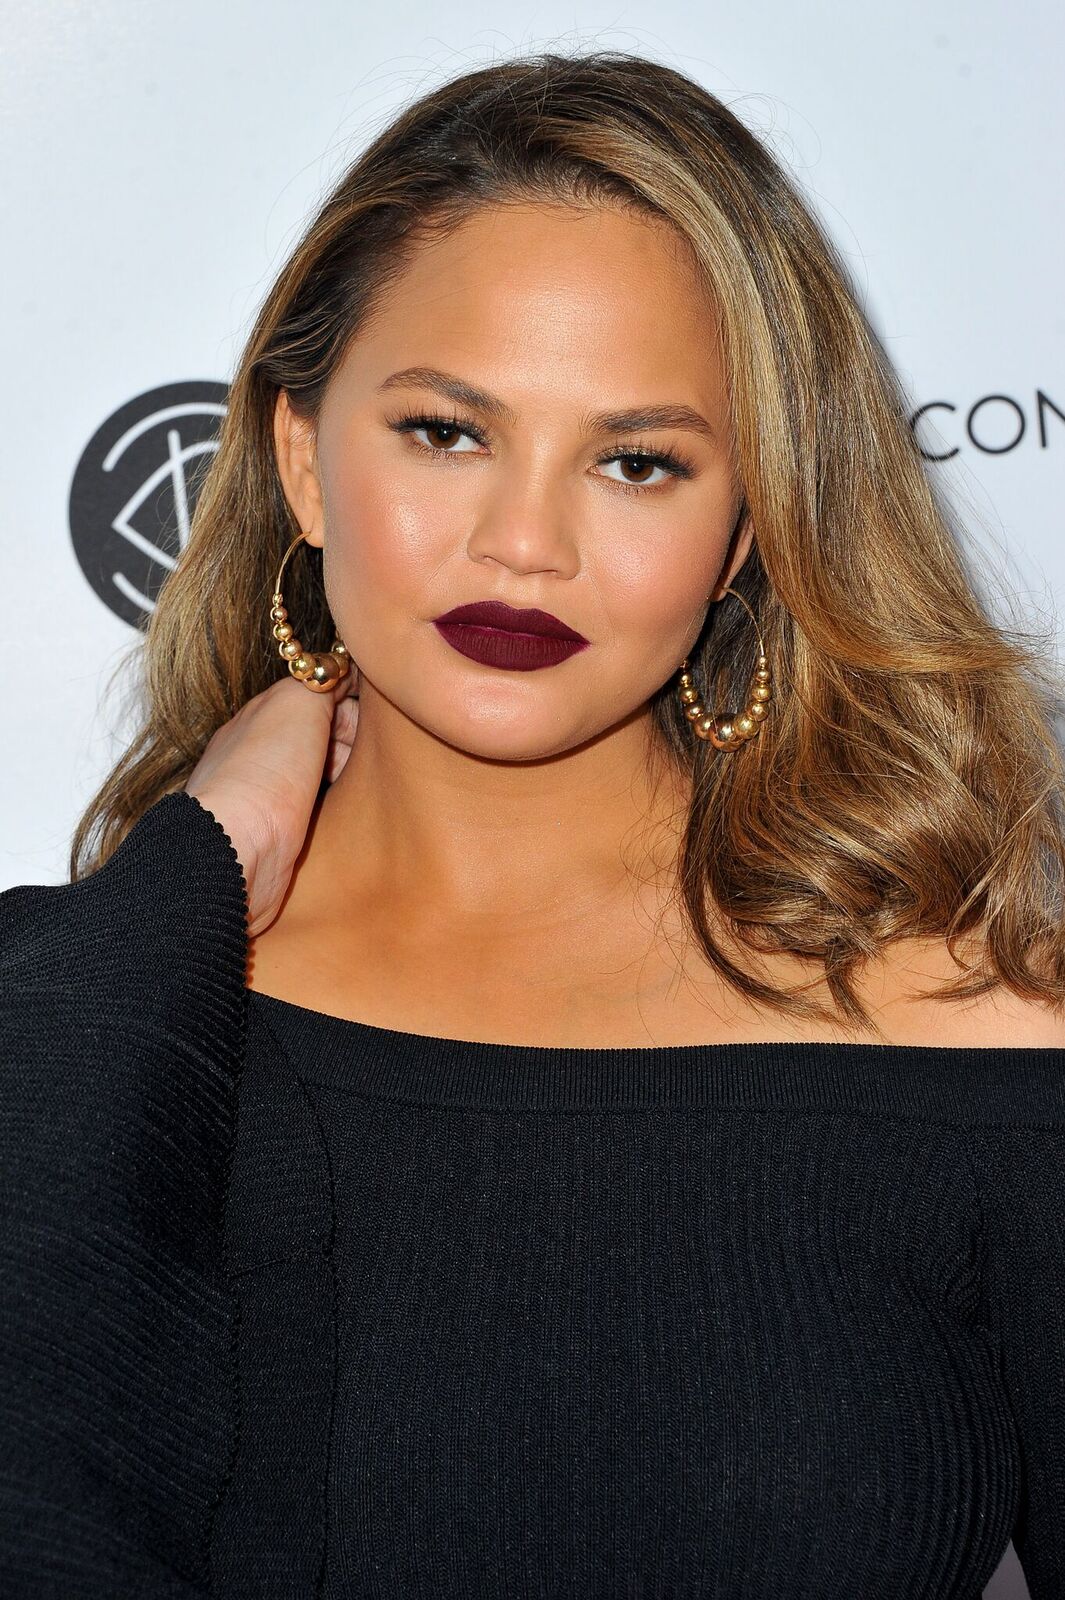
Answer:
856 936 1065 1049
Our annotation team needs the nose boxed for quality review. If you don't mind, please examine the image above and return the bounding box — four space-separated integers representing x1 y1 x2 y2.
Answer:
464 456 580 579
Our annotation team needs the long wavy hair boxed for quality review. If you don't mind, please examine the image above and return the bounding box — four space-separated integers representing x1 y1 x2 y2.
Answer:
70 48 1065 1030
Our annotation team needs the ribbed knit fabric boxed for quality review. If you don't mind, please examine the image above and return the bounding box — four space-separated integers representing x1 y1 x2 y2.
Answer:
0 791 249 1598
2 789 1064 1598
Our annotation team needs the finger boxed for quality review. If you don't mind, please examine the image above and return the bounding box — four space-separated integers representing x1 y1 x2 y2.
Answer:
324 724 357 782
329 696 360 747
330 668 359 705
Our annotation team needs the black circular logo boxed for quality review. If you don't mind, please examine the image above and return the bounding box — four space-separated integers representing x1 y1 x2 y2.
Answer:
69 380 229 629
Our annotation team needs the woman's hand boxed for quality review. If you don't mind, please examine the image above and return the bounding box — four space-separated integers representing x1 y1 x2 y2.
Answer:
184 670 360 936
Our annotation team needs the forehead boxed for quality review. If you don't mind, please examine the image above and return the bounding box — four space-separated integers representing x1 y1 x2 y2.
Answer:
331 201 729 423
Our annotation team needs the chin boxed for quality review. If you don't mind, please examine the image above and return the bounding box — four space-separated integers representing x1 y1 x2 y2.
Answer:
425 712 591 765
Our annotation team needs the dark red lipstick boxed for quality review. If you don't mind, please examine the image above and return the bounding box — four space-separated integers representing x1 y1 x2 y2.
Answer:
432 600 589 671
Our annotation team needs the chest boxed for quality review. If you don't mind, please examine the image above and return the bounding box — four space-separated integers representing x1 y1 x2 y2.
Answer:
210 1023 1019 1598
247 896 988 1049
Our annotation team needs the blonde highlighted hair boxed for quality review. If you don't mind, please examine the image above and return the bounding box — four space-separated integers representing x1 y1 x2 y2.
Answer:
71 48 1065 1030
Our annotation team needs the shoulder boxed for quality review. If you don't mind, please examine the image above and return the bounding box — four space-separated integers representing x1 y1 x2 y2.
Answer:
850 937 1065 1133
852 936 1065 1050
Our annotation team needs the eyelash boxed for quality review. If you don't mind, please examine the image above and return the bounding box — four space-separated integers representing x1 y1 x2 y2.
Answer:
387 408 695 493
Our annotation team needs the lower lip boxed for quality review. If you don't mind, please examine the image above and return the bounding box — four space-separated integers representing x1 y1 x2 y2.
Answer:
432 621 589 671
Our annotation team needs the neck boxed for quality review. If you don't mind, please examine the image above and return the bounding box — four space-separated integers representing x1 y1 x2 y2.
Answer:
302 681 692 938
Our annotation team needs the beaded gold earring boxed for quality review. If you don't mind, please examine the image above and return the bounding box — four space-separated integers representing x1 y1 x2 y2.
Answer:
676 585 772 749
269 530 351 693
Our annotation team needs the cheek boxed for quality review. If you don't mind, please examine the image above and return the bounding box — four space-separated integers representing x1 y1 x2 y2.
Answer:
322 457 449 607
588 516 720 649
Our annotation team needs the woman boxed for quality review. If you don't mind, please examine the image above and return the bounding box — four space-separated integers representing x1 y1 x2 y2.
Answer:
2 47 1064 1600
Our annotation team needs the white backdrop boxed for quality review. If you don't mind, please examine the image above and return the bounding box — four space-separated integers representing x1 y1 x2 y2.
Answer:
2 5 1061 1590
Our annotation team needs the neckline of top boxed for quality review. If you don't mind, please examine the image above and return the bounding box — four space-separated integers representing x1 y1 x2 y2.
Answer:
245 987 1065 1116
246 984 1026 1058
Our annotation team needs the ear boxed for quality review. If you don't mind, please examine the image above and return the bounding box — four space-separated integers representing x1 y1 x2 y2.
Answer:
273 388 325 550
708 500 755 603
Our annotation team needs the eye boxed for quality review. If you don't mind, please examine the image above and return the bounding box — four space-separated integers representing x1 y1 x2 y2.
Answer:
596 449 692 492
389 409 487 456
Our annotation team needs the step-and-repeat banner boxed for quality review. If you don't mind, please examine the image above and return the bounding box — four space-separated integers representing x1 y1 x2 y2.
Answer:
1 9 1059 1588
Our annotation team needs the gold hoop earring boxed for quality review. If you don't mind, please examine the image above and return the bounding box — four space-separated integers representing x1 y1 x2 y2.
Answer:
676 585 772 750
269 530 351 693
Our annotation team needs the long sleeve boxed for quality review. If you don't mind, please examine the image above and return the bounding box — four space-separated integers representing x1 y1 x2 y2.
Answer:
0 792 249 1598
968 1112 1065 1598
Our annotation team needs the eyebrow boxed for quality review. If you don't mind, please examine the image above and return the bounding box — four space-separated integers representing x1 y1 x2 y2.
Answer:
376 365 716 443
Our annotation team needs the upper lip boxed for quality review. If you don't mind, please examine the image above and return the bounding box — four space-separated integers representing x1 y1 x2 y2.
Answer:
434 600 588 642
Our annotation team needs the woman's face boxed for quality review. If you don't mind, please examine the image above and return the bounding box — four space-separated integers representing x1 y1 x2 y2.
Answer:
275 200 752 761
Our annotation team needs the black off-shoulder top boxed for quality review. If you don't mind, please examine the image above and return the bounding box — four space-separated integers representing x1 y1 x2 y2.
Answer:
2 790 1062 1598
